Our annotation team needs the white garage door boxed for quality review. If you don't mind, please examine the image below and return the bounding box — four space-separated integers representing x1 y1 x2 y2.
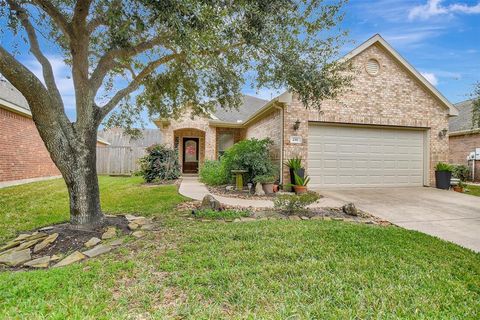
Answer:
308 124 425 188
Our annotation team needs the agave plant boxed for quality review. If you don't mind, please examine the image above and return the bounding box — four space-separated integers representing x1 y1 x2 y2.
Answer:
285 157 302 170
294 173 310 186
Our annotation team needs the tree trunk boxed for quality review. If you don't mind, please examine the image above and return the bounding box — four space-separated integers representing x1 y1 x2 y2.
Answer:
56 129 104 228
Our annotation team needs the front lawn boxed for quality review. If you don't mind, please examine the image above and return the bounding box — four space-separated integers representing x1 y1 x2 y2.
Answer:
0 177 479 319
466 184 480 197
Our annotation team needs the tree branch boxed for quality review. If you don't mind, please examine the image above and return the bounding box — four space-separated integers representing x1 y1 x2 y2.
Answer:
30 0 72 39
89 36 167 92
8 0 64 108
99 54 182 118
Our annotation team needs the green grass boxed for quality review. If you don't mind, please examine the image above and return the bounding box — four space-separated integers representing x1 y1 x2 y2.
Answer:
193 209 251 220
0 177 479 319
0 176 186 243
466 184 480 197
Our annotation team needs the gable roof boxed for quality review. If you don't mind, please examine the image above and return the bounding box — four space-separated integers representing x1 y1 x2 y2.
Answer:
211 95 269 123
342 34 458 116
449 99 477 133
0 79 31 117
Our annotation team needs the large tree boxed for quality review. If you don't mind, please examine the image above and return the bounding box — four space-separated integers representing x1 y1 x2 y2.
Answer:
0 0 350 228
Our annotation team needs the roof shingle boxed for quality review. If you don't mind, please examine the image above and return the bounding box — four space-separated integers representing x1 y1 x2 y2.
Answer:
449 100 478 133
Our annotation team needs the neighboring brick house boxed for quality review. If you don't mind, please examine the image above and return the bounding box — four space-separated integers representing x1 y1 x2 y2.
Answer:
157 34 458 188
0 80 109 184
448 99 479 181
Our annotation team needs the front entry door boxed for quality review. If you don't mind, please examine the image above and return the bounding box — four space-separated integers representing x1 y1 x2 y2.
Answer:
182 138 199 173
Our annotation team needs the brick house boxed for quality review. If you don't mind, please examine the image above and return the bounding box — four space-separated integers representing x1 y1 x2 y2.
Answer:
0 80 109 184
448 99 479 181
157 34 458 188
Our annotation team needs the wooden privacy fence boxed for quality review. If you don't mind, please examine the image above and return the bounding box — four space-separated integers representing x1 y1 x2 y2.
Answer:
96 146 147 175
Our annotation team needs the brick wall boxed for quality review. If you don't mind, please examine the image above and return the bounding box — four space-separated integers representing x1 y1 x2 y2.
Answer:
244 108 282 163
449 133 480 181
0 107 60 182
282 43 451 186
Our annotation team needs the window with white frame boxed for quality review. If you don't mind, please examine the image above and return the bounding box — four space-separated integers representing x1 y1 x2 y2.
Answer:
217 132 234 157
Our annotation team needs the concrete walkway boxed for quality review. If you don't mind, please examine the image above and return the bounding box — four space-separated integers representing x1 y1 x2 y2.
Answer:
179 176 344 208
319 187 480 252
0 175 62 189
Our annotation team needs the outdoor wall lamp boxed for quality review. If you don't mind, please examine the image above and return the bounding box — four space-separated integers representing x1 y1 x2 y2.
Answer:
438 128 448 139
293 119 301 131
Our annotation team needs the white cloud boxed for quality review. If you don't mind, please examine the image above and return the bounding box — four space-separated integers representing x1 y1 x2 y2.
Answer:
409 0 480 20
421 72 439 85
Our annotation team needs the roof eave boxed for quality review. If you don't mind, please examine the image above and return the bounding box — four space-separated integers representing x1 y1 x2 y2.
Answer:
0 98 32 118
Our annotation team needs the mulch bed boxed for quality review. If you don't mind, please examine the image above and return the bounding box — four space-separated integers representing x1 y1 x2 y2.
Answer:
206 185 276 200
0 216 131 271
142 179 182 187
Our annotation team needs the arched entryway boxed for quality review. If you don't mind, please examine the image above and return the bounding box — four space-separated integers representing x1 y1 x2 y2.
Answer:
173 128 206 174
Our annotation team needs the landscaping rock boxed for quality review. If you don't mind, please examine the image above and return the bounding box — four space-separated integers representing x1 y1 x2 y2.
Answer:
50 254 62 261
53 251 86 268
83 244 112 258
233 218 241 223
225 185 235 191
289 215 301 221
0 249 31 266
301 216 310 220
0 241 21 252
310 216 323 220
33 233 59 253
110 239 124 247
101 227 116 240
134 218 152 226
141 224 154 230
342 203 358 216
84 237 101 248
125 214 138 221
24 256 51 268
240 217 256 222
255 183 265 196
200 195 223 211
24 232 48 241
39 226 54 231
132 231 145 238
128 222 139 230
17 237 45 250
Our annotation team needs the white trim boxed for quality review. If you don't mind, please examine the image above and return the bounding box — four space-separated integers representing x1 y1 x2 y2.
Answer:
449 129 480 137
341 34 458 117
0 99 32 117
96 137 111 145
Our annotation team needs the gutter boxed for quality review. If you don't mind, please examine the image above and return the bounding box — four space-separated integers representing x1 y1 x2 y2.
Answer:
448 129 480 137
0 99 32 118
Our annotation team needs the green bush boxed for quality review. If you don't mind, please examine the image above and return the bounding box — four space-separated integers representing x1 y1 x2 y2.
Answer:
139 144 180 182
452 164 471 181
253 175 276 184
222 138 276 183
435 162 453 172
193 209 251 220
199 160 228 186
273 191 320 214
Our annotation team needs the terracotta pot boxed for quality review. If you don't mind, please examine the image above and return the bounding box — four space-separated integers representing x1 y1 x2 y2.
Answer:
273 184 279 193
293 185 307 194
453 186 463 193
262 183 274 194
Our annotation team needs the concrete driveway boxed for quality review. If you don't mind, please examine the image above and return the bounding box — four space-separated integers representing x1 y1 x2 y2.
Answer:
319 187 480 252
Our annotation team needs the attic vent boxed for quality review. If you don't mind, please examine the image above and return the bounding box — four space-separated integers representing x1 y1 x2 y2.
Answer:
366 59 380 76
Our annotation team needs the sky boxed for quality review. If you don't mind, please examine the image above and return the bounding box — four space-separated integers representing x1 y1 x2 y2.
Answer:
1 0 479 128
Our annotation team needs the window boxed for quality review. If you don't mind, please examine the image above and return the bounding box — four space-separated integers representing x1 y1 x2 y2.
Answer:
218 132 234 158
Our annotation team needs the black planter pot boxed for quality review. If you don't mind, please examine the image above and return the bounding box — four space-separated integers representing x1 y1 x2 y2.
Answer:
290 168 305 185
435 171 452 190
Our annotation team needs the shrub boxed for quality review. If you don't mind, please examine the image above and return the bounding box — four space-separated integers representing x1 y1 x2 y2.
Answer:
253 175 276 184
285 157 302 170
199 160 228 186
435 162 453 172
273 191 320 214
452 164 471 181
222 138 276 183
193 209 251 220
139 144 180 182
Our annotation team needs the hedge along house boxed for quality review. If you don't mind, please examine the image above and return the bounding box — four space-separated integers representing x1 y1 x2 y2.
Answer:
156 34 458 188
0 79 110 185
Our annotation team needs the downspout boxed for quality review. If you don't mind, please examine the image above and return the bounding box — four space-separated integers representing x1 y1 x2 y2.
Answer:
275 104 284 185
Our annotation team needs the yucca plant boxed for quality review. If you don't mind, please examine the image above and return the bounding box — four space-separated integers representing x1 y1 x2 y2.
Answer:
294 173 310 186
285 157 302 170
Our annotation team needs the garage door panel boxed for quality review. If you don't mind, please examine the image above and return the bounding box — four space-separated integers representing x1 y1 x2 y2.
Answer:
308 124 425 188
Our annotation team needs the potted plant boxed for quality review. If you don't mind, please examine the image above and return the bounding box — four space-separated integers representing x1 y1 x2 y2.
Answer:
292 173 310 194
453 181 465 193
435 162 453 190
285 157 305 186
253 175 276 194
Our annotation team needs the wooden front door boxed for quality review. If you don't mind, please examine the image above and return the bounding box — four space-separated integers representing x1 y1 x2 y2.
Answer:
182 138 199 173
